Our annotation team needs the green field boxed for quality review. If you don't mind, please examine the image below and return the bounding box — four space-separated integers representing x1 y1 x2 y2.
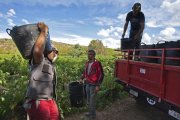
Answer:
0 39 125 119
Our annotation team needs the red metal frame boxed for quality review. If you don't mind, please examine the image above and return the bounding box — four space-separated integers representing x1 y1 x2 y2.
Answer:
115 48 180 108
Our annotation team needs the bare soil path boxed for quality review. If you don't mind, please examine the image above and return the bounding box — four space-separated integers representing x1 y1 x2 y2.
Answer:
64 97 174 120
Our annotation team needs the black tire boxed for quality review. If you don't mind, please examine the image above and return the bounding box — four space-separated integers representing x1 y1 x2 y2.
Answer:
135 95 147 105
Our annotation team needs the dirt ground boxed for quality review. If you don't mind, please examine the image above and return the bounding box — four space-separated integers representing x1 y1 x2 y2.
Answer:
64 97 174 120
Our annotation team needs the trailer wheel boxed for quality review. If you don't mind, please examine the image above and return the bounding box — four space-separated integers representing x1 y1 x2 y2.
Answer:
146 97 156 106
135 95 146 104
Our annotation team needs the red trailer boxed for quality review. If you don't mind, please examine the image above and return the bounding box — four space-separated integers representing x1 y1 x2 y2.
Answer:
115 48 180 120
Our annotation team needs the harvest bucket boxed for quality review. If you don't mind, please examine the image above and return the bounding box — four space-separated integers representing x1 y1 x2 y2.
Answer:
121 38 134 50
6 23 52 59
155 40 180 66
140 43 157 63
69 81 84 107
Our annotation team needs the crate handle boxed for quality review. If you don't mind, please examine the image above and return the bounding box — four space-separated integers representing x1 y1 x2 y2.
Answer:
6 28 12 36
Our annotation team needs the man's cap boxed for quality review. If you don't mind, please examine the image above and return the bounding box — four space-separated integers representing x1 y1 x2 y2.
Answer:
132 3 141 11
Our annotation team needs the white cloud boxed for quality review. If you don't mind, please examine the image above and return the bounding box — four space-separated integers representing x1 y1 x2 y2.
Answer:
0 12 3 17
97 26 124 48
52 33 120 48
52 34 92 46
146 20 162 28
142 0 180 28
161 0 180 13
97 29 110 37
7 18 15 26
101 37 120 48
165 20 180 27
144 8 165 29
46 20 76 31
76 20 85 24
114 32 119 37
97 26 123 38
0 0 133 7
160 27 176 38
22 19 29 24
94 17 118 26
0 32 11 39
142 33 151 44
160 0 180 27
148 27 180 43
7 9 16 17
160 0 171 9
117 13 127 22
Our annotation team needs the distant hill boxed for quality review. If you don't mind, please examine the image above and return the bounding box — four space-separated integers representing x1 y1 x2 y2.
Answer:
0 38 82 55
0 38 115 57
0 38 19 54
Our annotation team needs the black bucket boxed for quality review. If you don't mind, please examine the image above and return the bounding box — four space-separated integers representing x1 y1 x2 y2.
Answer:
140 43 157 63
164 41 180 66
6 24 52 59
69 81 84 107
155 40 180 66
121 38 134 50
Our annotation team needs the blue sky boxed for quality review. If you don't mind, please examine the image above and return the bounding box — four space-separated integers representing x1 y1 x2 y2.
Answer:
0 0 180 48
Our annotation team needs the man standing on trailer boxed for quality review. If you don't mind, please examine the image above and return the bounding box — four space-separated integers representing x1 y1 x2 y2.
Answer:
122 2 145 52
